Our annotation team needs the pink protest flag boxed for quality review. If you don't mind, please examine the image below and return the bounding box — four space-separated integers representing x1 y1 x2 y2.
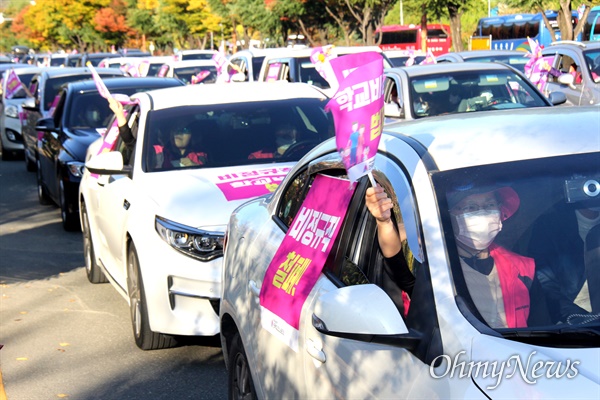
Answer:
325 52 385 183
404 50 416 66
3 69 25 99
212 51 228 73
524 37 543 79
259 174 356 350
265 63 282 82
528 54 558 91
157 64 169 77
309 45 336 85
419 48 437 65
215 167 291 201
191 70 211 84
86 61 112 99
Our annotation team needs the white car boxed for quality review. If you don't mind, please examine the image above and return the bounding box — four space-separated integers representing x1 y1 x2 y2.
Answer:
220 106 600 398
97 56 175 77
157 59 218 84
176 49 217 61
0 65 42 160
79 82 333 350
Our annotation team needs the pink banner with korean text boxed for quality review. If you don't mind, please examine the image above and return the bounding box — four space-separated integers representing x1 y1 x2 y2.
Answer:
3 69 25 99
259 174 356 351
310 45 337 90
216 167 291 201
325 52 384 183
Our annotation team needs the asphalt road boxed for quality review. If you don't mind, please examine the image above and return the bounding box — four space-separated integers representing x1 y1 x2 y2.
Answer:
0 154 228 400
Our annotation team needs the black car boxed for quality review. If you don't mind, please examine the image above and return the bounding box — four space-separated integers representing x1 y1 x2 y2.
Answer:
78 52 122 67
21 66 127 171
35 77 185 230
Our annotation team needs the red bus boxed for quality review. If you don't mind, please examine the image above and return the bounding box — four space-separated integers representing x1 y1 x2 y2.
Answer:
376 24 451 56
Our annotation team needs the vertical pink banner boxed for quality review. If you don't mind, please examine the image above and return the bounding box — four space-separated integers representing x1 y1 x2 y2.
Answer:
157 64 169 77
419 48 437 65
310 45 337 88
86 62 112 99
4 69 24 99
326 52 384 182
266 63 282 82
528 54 557 91
259 174 356 350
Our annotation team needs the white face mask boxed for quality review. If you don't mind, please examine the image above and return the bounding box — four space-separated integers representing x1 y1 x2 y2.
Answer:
453 210 502 250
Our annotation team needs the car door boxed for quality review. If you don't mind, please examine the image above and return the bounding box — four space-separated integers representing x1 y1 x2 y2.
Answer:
298 151 447 398
94 109 139 289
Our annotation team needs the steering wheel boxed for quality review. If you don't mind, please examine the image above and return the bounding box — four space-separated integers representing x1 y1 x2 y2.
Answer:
486 98 512 108
281 140 319 160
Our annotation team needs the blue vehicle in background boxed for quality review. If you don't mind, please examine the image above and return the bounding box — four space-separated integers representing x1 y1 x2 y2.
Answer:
583 6 600 42
472 10 581 52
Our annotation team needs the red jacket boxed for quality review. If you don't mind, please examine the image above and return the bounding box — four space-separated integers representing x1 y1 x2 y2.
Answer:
490 244 535 328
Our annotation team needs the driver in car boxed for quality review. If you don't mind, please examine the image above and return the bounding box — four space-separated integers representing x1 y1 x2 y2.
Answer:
248 123 297 159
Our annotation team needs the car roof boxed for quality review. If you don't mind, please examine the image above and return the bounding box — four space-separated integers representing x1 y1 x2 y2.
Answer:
178 49 217 54
381 106 599 172
545 40 600 51
134 81 328 109
64 76 184 92
386 61 519 77
264 45 384 59
163 59 216 67
38 67 126 78
439 50 527 58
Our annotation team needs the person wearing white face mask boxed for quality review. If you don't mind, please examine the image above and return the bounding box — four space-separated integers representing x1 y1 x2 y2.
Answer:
366 182 550 329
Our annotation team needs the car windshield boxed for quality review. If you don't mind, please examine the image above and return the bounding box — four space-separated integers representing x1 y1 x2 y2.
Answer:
173 66 217 84
583 49 600 83
67 92 114 129
464 55 528 73
433 153 600 343
181 53 214 61
43 73 123 111
388 55 426 67
409 70 548 118
142 98 334 172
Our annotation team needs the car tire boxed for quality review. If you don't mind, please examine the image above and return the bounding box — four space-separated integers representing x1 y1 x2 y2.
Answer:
36 158 52 205
1 140 11 161
127 242 178 350
82 202 108 284
60 180 80 231
228 333 257 400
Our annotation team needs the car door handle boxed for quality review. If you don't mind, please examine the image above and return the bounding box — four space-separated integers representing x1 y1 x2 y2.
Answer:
123 199 130 210
249 280 261 297
305 338 326 363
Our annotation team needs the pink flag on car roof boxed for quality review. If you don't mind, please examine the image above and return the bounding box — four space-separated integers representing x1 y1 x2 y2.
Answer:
3 69 25 99
259 174 355 351
86 61 112 99
325 52 385 183
419 48 437 65
310 45 336 85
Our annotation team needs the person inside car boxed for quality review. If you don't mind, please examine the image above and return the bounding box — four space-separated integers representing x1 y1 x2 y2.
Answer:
108 96 207 168
248 122 297 159
366 182 551 328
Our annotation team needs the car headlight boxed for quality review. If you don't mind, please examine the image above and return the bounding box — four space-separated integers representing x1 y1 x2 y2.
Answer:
66 161 85 178
155 216 224 261
5 105 18 119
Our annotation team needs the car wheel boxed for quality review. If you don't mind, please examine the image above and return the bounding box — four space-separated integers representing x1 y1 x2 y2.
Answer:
25 150 36 172
82 202 107 284
126 242 177 350
228 333 257 400
60 180 80 231
36 158 52 205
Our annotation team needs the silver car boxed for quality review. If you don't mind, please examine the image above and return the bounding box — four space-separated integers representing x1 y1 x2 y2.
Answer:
0 65 42 160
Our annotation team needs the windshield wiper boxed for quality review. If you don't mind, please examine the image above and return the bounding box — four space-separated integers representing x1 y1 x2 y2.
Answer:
499 326 599 347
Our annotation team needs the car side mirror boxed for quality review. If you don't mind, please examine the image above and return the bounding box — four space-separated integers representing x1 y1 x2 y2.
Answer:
35 117 57 132
313 284 409 335
85 151 129 175
384 102 402 119
547 91 567 106
557 73 576 90
21 96 39 112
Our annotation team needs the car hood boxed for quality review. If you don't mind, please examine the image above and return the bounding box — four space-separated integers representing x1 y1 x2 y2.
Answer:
64 128 103 161
137 163 294 230
469 334 599 398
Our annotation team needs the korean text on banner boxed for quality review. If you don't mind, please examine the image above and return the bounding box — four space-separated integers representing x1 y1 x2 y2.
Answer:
215 167 291 201
326 52 384 182
4 69 25 99
259 174 356 351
